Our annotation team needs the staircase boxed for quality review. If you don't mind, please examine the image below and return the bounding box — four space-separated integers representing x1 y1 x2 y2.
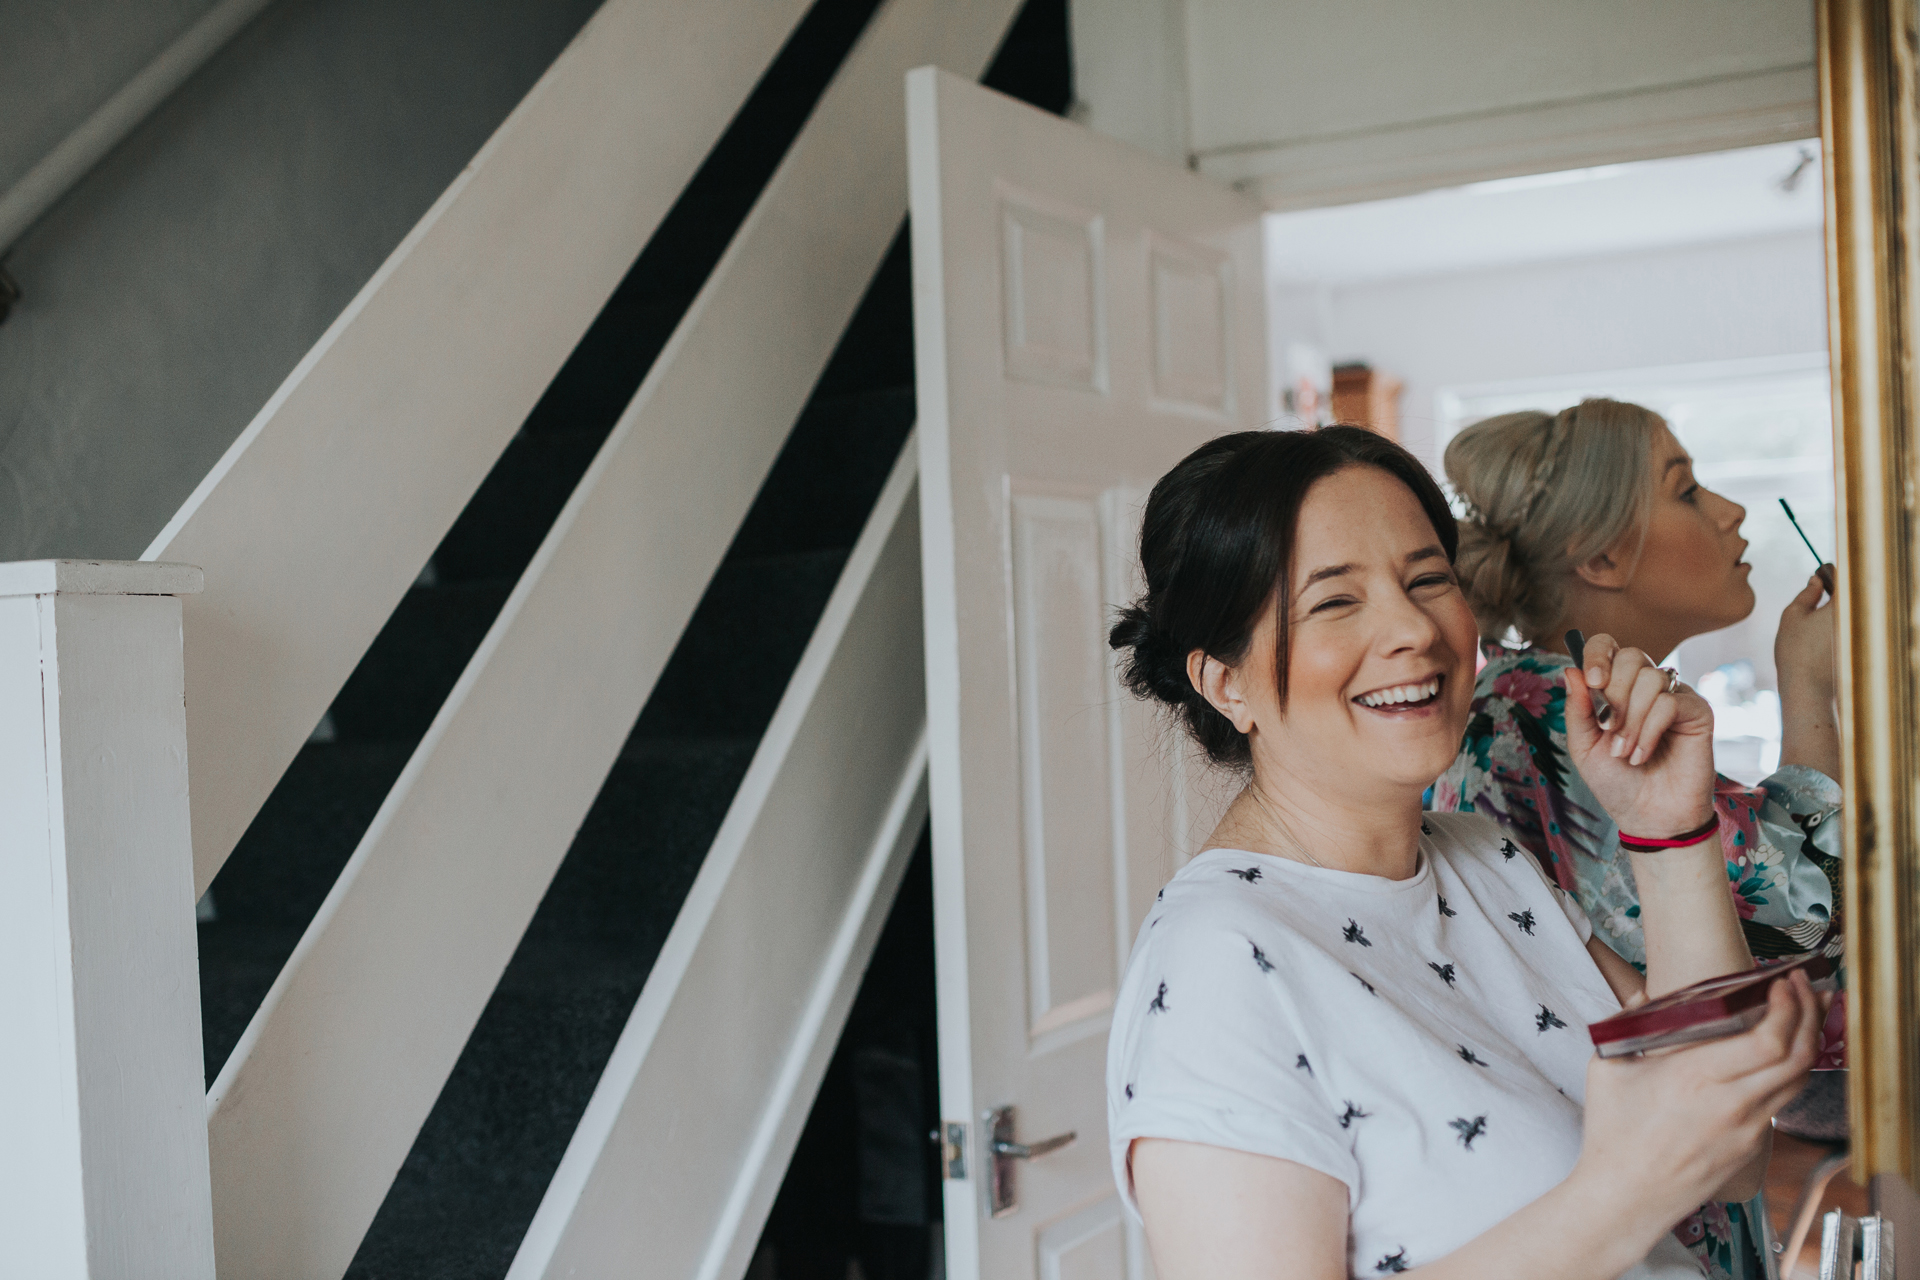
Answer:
176 0 1072 1276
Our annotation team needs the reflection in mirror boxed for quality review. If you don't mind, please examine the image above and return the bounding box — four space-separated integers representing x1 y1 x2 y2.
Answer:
1441 358 1834 785
1267 140 1863 1270
1266 141 1836 790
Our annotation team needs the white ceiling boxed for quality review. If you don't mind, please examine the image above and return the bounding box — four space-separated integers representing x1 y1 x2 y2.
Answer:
1264 140 1825 287
1071 0 1818 208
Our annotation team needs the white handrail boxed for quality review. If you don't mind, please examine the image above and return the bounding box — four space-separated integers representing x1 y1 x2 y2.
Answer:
0 0 277 253
200 0 1020 1266
144 0 816 895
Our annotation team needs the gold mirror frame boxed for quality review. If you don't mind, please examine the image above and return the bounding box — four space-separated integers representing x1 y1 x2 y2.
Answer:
1820 0 1920 1181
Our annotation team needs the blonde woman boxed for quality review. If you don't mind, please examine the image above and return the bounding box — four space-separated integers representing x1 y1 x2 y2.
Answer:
1432 398 1842 1278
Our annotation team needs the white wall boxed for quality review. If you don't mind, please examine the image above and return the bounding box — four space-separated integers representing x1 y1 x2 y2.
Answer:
1071 0 1819 205
1271 228 1830 468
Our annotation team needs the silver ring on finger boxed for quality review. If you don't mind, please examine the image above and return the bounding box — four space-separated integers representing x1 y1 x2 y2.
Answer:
1658 666 1681 695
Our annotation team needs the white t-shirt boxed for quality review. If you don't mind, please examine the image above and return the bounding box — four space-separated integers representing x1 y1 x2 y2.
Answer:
1107 811 1699 1279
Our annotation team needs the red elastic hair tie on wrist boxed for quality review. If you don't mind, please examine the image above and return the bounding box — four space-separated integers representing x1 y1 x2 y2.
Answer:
1617 815 1721 852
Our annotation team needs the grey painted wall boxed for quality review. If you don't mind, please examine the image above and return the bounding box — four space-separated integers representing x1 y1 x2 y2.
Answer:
1 0 225 192
0 0 603 560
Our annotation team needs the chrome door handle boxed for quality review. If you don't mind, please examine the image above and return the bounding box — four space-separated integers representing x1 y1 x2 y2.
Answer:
986 1106 1076 1217
992 1132 1076 1160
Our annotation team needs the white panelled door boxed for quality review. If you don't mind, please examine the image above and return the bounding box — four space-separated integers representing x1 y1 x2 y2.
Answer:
907 67 1267 1280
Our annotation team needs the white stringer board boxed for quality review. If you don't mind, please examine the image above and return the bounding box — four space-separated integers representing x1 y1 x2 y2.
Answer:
908 67 1267 1280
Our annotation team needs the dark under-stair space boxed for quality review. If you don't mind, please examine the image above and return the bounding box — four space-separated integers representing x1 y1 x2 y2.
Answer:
752 831 942 1280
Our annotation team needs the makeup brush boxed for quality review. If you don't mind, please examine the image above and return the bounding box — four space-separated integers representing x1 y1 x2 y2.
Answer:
1564 629 1614 729
1778 498 1836 593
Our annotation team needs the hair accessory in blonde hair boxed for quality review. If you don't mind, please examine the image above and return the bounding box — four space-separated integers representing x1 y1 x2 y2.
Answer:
1442 399 1664 645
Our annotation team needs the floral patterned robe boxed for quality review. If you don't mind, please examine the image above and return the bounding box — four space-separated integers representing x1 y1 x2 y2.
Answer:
1433 646 1845 1280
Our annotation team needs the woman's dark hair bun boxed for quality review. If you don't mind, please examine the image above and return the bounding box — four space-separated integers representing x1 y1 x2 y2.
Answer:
1109 605 1194 709
1109 425 1457 769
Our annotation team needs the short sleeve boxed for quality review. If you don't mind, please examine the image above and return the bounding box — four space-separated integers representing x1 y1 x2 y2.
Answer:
1107 912 1357 1220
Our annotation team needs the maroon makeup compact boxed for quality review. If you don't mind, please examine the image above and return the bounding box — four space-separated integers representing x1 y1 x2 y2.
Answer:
1588 951 1836 1058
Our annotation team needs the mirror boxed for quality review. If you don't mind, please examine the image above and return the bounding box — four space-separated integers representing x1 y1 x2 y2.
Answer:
1817 0 1920 1186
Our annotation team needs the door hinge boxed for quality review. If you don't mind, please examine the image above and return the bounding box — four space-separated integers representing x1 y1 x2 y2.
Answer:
933 1121 968 1179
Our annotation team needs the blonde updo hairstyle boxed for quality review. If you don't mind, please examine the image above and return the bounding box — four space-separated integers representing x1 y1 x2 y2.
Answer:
1444 398 1665 645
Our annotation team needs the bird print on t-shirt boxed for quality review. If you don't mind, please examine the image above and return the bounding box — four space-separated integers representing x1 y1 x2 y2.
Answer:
1296 1054 1312 1075
1338 1101 1370 1128
1428 961 1457 986
1250 941 1275 973
1437 896 1457 918
1449 1115 1487 1150
1536 1005 1568 1033
1500 838 1520 861
1375 1247 1409 1273
1508 909 1536 935
1457 1045 1490 1067
1343 919 1372 946
1147 982 1169 1014
1350 972 1378 995
1228 866 1262 883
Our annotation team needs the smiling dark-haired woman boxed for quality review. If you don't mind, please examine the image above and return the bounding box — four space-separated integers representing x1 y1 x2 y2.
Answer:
1105 427 1822 1280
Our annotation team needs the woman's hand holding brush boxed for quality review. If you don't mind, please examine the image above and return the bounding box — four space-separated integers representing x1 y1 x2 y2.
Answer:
1775 498 1840 779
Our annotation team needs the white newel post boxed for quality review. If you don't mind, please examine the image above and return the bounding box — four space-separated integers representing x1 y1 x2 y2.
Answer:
0 561 215 1279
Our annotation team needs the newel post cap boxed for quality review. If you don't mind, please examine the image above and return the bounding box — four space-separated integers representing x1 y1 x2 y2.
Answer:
0 559 204 598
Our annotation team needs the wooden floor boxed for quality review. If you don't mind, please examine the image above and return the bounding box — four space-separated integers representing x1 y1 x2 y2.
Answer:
1766 1133 1872 1278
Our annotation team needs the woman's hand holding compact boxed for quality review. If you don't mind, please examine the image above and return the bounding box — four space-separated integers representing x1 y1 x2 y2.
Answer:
1572 970 1825 1237
1562 632 1716 841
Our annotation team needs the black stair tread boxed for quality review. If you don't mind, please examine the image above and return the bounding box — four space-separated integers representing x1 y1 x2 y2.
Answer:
727 386 915 560
343 986 647 1280
197 741 416 1082
431 428 610 585
632 547 852 741
328 582 514 744
507 737 761 966
517 296 694 439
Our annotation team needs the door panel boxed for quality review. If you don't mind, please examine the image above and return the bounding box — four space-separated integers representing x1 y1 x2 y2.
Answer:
908 66 1265 1280
1011 492 1119 1042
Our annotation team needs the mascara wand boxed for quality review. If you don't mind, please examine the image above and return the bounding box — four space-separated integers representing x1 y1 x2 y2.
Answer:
1563 629 1614 729
1778 498 1836 593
